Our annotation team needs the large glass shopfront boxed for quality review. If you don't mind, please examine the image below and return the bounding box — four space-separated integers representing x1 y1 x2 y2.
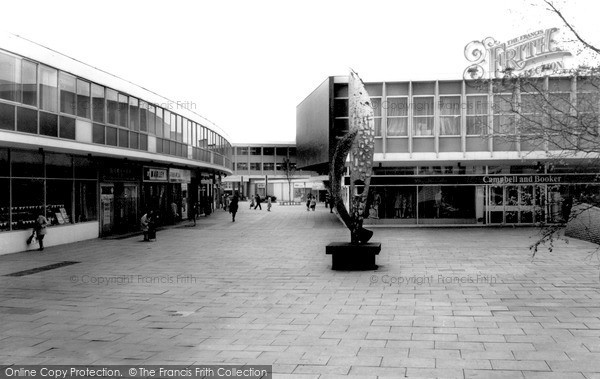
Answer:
0 148 98 233
359 173 600 226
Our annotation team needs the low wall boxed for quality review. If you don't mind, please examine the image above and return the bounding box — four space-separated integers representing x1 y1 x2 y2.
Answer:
565 203 600 245
0 222 99 256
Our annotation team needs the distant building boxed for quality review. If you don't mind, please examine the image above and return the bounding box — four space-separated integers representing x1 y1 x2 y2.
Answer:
224 143 324 202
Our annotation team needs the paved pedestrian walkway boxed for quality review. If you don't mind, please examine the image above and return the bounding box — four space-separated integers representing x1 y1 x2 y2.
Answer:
1 202 600 378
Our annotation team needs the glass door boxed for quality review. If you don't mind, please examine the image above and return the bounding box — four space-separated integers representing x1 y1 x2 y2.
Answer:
100 184 114 236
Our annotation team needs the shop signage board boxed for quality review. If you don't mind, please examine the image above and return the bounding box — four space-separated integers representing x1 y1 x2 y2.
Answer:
169 169 191 183
345 173 600 186
143 167 168 182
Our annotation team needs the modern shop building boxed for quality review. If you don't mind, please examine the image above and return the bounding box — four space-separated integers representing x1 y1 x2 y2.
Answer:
0 34 232 255
297 76 600 226
223 143 324 203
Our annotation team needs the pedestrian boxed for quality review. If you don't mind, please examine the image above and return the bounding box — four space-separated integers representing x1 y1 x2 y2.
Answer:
306 194 311 211
329 195 335 213
229 192 239 222
254 194 262 210
310 196 317 211
267 195 272 212
34 213 48 251
147 211 157 241
141 211 151 241
189 203 198 226
250 194 255 209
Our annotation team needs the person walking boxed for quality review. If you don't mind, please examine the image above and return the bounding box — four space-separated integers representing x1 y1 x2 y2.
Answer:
254 194 262 210
34 214 48 251
249 194 255 209
141 211 150 241
310 196 317 211
189 203 198 226
306 194 311 211
229 192 239 222
267 195 272 211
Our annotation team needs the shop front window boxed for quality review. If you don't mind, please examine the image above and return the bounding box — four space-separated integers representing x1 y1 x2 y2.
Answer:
11 178 44 230
365 187 416 222
75 180 97 222
418 185 475 220
0 178 8 231
47 179 73 225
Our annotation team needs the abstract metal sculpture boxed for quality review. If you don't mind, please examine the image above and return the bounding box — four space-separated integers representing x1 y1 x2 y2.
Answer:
329 70 376 244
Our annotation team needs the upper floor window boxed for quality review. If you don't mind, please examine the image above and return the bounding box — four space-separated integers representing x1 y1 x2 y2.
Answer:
59 72 76 115
250 147 261 155
466 95 488 135
76 79 90 119
493 94 516 134
386 97 408 136
39 65 58 113
0 52 20 102
439 96 461 136
413 97 434 136
91 83 105 122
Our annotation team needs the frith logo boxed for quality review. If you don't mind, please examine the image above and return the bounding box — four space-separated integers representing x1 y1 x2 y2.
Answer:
464 28 573 80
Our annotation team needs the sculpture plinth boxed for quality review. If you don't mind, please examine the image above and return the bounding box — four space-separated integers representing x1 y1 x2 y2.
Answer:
326 242 381 270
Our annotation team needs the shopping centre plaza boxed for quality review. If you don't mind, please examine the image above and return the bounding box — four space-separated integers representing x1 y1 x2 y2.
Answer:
1 30 599 254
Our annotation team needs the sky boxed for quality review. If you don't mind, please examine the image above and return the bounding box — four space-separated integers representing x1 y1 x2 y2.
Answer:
2 0 599 144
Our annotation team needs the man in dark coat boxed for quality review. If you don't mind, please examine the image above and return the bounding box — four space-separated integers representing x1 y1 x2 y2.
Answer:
254 194 262 210
229 193 239 222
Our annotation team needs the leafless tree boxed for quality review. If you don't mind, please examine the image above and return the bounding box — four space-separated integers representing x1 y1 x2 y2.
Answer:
475 0 600 255
282 158 296 205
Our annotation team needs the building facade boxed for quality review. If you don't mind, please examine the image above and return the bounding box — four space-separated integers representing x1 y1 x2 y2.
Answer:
224 143 325 203
0 34 232 255
297 76 600 226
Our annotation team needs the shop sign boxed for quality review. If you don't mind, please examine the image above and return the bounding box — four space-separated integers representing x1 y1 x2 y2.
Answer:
464 27 573 80
169 168 191 183
143 167 168 182
100 167 139 182
293 183 306 188
256 183 265 188
346 173 600 186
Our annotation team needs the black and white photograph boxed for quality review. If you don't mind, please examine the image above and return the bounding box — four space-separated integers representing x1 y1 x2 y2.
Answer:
1 0 600 378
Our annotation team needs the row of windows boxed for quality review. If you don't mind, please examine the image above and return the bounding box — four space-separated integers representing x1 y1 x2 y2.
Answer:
334 90 600 138
234 147 297 156
236 162 297 171
0 50 232 159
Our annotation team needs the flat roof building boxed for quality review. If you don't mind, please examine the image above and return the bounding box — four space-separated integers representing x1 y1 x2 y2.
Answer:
297 75 600 226
0 33 233 254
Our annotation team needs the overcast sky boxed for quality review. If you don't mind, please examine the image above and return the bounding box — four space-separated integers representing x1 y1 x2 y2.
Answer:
2 0 599 144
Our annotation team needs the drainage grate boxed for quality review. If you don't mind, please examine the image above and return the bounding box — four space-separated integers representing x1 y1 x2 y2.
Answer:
4 261 80 277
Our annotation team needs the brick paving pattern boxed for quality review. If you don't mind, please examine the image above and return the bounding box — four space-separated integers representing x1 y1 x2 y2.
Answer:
1 203 600 378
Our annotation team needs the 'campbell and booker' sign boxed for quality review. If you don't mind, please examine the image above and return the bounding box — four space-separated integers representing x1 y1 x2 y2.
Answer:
345 174 600 186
